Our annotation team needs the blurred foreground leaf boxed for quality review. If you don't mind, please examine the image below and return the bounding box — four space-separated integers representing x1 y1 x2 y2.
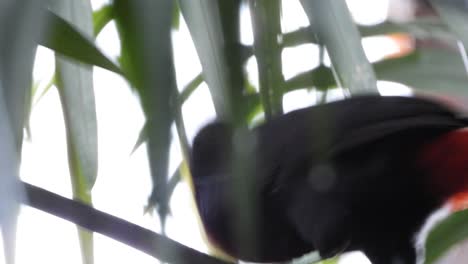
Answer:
179 0 235 121
93 4 114 36
40 9 121 74
0 1 44 263
50 0 98 263
425 209 468 264
300 0 378 94
376 48 468 96
283 18 453 48
114 0 175 232
285 48 468 96
430 0 468 61
250 0 284 118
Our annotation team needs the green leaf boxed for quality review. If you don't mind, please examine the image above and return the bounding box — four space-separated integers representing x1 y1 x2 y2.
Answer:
0 88 21 264
299 0 378 94
132 73 203 155
131 123 147 155
50 1 97 263
144 165 182 217
244 93 262 125
359 17 453 41
375 48 468 96
172 0 180 29
50 0 98 198
218 0 255 125
27 74 56 141
40 9 122 74
249 0 284 119
430 0 468 58
93 4 114 36
315 257 339 264
283 17 454 48
284 48 468 96
425 209 468 263
32 74 56 106
114 0 176 232
0 1 44 263
179 0 235 121
285 65 336 91
178 73 204 106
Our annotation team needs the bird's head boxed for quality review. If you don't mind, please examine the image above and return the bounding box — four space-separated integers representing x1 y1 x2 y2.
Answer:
190 122 233 183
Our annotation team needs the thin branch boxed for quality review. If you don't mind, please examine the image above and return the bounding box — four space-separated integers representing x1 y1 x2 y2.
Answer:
22 181 230 264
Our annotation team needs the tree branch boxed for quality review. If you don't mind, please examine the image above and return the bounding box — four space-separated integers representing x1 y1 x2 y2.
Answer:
22 181 230 264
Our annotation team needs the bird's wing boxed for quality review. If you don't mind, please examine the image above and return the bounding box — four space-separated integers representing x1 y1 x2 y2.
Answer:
255 95 468 191
252 95 468 260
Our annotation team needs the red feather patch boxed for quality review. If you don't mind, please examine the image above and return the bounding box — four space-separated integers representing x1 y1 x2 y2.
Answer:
419 129 468 198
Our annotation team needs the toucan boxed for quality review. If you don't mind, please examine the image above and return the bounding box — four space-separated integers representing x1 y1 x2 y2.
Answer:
190 95 468 264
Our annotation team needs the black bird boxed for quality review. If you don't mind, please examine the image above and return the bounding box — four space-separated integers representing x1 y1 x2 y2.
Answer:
190 95 468 264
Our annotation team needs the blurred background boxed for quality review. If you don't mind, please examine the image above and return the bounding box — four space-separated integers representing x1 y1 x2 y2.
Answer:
1 0 467 263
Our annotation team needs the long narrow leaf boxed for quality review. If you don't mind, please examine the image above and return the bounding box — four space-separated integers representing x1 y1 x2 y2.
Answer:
218 0 255 125
359 17 452 41
0 1 44 263
93 4 114 36
430 0 468 70
283 18 453 48
179 0 235 121
284 65 335 91
0 85 21 264
49 1 97 263
375 48 468 96
284 48 468 97
300 0 378 94
114 0 175 232
132 73 204 154
249 0 284 118
40 9 122 74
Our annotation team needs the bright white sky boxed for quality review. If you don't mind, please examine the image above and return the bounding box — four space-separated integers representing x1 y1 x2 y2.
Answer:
0 1 412 263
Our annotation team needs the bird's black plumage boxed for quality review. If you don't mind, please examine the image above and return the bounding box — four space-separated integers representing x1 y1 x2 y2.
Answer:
190 95 468 263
